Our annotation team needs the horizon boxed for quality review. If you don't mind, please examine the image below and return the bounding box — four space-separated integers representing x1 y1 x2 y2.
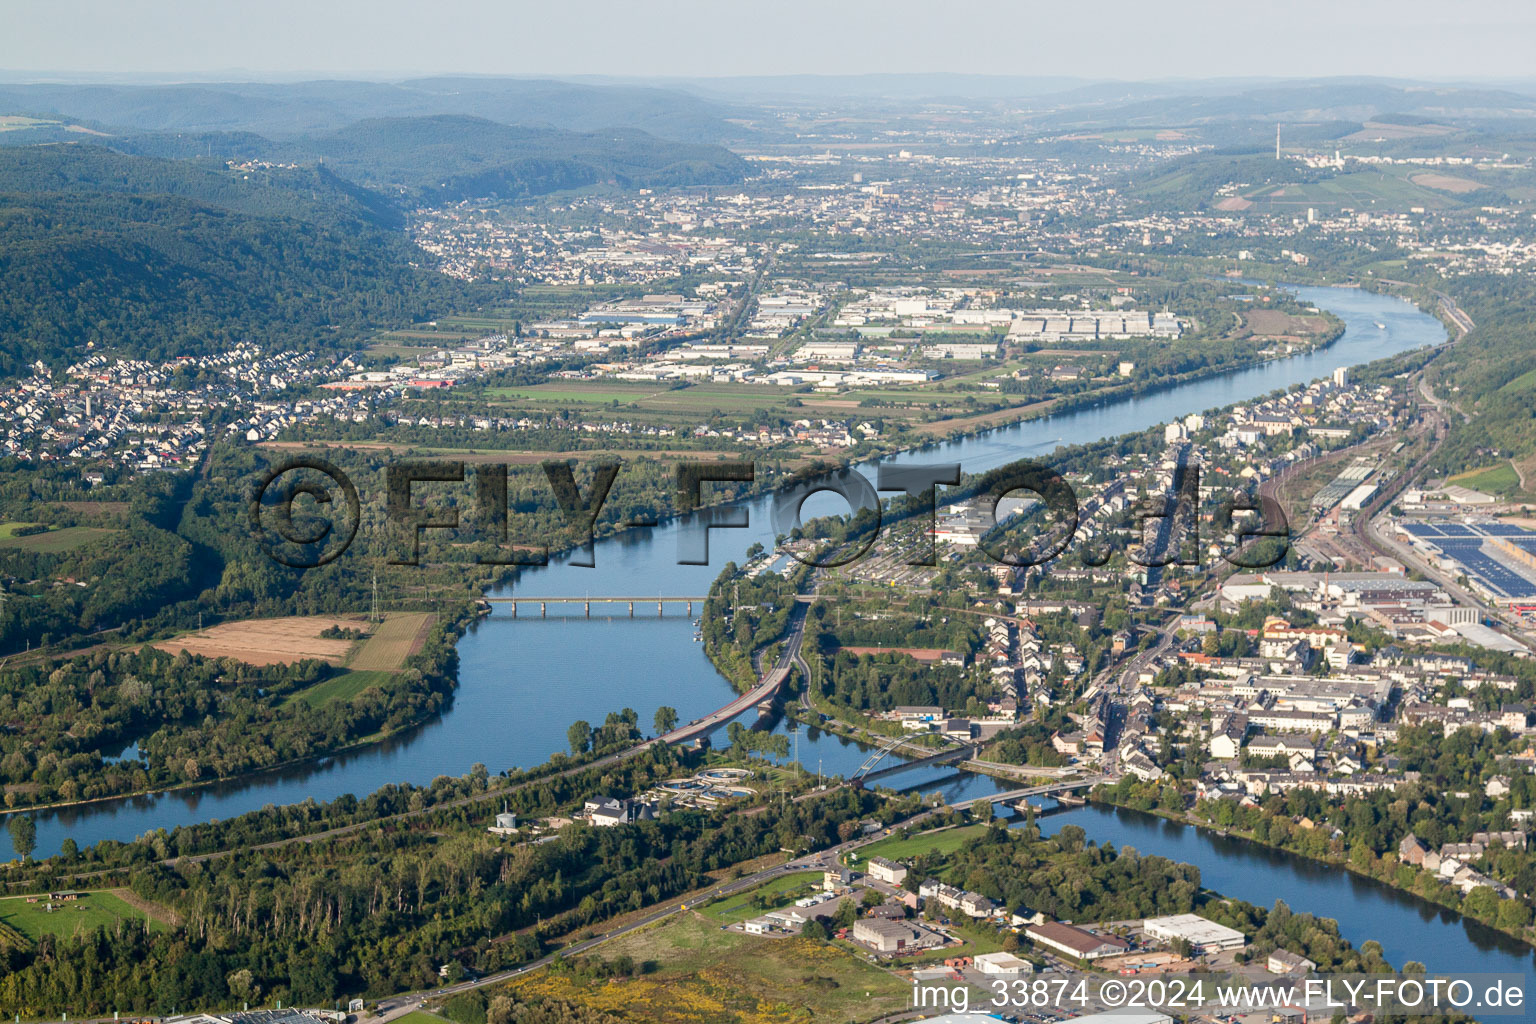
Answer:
5 0 1536 82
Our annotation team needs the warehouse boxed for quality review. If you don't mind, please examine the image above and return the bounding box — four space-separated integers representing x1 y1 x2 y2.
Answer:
1024 921 1130 960
1142 913 1246 953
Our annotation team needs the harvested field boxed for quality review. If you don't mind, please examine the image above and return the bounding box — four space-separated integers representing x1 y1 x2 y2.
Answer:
1410 172 1483 194
154 615 365 666
348 612 435 671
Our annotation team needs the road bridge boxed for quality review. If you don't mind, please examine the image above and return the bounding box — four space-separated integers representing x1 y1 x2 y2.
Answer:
653 600 810 746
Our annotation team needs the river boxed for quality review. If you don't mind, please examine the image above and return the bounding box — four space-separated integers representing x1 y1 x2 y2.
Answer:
24 283 1516 978
1035 802 1536 978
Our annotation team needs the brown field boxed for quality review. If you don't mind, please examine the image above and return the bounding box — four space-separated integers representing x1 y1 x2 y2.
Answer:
348 612 434 671
1214 196 1253 211
1410 172 1484 194
1242 309 1330 338
154 615 366 666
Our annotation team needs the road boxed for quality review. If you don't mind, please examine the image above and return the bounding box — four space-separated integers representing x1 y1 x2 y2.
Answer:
373 792 986 1016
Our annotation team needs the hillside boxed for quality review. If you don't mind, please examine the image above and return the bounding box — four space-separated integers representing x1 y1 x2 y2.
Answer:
0 115 751 204
0 146 479 373
303 115 750 201
0 144 403 229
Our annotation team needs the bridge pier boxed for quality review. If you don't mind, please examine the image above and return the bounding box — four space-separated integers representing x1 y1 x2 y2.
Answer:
540 602 546 618
510 600 517 618
628 601 634 617
658 601 664 617
687 601 693 616
584 600 590 618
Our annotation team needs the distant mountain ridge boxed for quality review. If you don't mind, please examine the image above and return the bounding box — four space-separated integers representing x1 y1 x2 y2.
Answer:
0 76 751 142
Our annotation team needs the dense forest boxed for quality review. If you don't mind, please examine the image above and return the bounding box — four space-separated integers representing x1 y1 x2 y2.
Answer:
295 116 749 203
0 147 487 373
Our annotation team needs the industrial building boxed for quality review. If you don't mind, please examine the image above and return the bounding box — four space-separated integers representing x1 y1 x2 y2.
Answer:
1142 913 1247 953
1024 921 1131 960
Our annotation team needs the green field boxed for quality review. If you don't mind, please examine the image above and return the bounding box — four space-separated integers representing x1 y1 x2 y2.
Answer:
1450 462 1524 497
1243 169 1466 211
290 669 394 708
696 871 823 924
487 381 792 414
394 1012 448 1024
1499 367 1536 395
846 822 988 866
0 525 116 552
0 891 160 941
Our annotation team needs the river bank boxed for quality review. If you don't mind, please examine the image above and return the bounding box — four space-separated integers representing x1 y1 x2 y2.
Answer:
5 283 1448 867
1086 789 1536 950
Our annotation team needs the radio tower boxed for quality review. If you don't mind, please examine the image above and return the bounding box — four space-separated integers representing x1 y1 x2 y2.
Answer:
1275 123 1281 160
371 570 380 623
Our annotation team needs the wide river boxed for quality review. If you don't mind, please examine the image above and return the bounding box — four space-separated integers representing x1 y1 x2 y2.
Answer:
29 285 1531 977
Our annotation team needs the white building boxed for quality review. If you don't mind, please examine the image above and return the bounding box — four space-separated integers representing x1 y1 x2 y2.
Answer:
1142 913 1246 953
867 856 909 885
973 951 1033 977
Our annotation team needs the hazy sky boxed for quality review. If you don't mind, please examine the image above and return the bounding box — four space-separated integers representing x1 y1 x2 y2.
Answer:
4 0 1536 82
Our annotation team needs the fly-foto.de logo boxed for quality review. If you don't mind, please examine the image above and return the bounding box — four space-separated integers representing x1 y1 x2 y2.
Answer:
249 457 1289 571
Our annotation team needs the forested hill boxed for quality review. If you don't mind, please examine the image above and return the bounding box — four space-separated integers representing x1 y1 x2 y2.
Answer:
301 115 750 201
0 116 752 203
0 144 404 229
0 146 482 373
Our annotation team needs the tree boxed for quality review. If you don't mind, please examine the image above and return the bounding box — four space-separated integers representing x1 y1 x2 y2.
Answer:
653 705 678 736
567 720 592 756
227 968 259 1002
487 996 514 1024
8 814 35 860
